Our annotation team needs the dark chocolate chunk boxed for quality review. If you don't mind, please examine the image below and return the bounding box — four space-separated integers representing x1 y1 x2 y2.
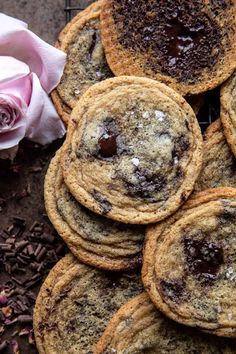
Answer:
172 135 190 160
92 190 112 215
88 30 98 58
93 117 126 160
99 130 118 158
159 279 186 303
183 237 224 283
124 168 167 200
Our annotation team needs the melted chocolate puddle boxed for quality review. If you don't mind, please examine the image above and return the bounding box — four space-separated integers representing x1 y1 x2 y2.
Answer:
184 237 223 283
165 18 205 68
113 0 224 81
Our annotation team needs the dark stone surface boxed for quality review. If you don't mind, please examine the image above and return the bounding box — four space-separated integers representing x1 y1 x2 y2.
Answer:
0 0 65 44
0 2 96 352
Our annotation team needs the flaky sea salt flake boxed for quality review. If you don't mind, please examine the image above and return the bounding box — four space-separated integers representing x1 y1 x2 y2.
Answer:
74 89 80 96
131 158 140 167
143 111 150 119
155 110 165 121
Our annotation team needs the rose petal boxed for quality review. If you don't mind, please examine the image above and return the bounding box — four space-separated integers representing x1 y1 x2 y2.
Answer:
0 93 27 151
0 75 32 106
0 13 27 28
25 73 65 144
0 13 66 93
0 94 26 152
0 56 29 85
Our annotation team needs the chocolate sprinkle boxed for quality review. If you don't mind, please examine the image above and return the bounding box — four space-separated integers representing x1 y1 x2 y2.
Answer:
0 139 66 354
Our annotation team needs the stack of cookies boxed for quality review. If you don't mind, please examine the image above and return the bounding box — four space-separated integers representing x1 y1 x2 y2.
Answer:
34 0 236 353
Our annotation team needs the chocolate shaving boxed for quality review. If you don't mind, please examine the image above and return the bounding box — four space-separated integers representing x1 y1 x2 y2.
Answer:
17 315 33 324
0 184 66 353
0 340 8 351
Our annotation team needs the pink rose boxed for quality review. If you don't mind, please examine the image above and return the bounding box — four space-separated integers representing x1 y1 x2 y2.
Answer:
0 13 66 159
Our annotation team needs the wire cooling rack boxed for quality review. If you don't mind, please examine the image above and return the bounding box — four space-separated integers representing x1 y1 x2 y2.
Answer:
64 0 218 131
64 0 95 22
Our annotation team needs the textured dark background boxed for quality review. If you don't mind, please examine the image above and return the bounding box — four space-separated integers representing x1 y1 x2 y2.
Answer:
0 2 67 353
0 0 65 44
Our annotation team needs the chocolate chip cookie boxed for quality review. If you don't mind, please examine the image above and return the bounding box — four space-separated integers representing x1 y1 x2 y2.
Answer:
33 253 143 354
44 150 144 270
142 187 236 337
100 0 236 95
195 120 236 191
221 71 236 158
95 293 234 353
61 76 203 224
52 0 113 124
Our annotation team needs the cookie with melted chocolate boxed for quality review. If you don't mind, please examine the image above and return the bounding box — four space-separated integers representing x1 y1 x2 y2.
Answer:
95 293 234 354
100 0 236 95
33 253 143 354
195 120 236 192
142 187 236 337
44 150 144 271
61 76 202 224
51 1 113 124
221 71 236 159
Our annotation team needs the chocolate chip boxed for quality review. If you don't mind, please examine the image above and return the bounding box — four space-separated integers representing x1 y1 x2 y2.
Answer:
183 237 224 283
172 135 190 160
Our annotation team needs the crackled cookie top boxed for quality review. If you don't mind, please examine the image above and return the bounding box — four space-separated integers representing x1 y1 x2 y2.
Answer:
221 71 236 158
61 77 202 224
100 0 236 95
95 293 233 354
195 120 236 192
44 151 144 270
143 188 236 337
34 254 143 354
56 0 113 111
